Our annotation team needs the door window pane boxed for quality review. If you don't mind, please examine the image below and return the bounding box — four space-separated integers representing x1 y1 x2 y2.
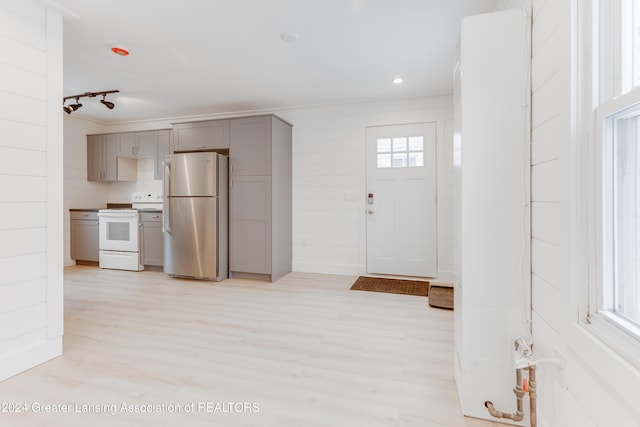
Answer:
409 152 424 167
377 138 391 153
393 137 407 152
377 153 391 168
409 136 424 151
393 153 407 167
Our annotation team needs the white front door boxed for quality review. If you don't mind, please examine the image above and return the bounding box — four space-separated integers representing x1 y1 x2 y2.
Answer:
366 122 437 277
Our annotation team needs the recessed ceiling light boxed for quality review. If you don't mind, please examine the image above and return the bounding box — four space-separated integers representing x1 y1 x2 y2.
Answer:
280 32 299 43
393 77 404 85
111 44 130 56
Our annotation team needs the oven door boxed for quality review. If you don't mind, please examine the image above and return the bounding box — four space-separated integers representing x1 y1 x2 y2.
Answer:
98 211 139 252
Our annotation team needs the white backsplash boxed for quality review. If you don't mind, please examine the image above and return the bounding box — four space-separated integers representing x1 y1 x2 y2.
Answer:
108 158 162 203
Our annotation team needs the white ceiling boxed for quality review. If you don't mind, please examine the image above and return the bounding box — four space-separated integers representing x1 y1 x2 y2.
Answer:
55 0 500 123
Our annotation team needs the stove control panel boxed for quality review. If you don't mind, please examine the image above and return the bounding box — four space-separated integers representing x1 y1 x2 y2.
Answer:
131 192 163 203
131 192 163 210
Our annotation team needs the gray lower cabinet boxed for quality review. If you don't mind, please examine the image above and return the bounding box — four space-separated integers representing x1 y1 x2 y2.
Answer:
172 120 230 152
229 115 292 282
230 176 272 275
140 212 164 266
70 211 99 262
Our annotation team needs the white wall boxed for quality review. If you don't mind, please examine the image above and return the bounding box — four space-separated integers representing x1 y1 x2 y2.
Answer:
63 96 455 280
529 1 640 426
453 9 531 422
0 0 64 381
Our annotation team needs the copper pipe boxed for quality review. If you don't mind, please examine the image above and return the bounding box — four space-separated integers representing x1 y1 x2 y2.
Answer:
529 365 537 427
484 368 525 422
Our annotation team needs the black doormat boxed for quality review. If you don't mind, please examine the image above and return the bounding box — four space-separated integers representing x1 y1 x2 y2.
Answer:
350 276 429 297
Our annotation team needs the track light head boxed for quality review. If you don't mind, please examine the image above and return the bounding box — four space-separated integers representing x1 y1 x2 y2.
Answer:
101 94 115 110
63 105 73 114
69 97 83 111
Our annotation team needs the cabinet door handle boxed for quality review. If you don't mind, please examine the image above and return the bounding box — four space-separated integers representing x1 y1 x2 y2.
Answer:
139 223 144 263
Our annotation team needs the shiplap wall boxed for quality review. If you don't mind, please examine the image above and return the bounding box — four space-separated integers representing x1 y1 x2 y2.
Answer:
530 0 576 424
530 0 640 426
0 0 64 380
65 96 455 280
278 98 453 278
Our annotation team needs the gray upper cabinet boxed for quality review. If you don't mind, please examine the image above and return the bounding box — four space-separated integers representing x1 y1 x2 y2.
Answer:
88 130 170 182
172 120 230 152
136 131 156 157
87 134 118 181
229 116 272 175
117 131 156 158
229 115 292 282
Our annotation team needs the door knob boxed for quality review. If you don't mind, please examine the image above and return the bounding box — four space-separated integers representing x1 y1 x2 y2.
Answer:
368 209 374 215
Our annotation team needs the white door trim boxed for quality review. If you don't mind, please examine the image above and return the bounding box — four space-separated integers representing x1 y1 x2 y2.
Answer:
365 122 438 278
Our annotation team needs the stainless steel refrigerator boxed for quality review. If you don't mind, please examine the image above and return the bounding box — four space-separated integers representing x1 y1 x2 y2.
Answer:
163 152 228 281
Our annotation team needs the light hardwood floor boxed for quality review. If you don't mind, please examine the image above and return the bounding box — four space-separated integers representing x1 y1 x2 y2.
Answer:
0 266 501 427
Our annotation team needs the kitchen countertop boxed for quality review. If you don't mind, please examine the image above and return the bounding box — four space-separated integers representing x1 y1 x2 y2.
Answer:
69 207 163 213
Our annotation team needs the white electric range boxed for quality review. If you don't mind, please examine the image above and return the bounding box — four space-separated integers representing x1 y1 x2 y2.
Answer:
98 192 163 271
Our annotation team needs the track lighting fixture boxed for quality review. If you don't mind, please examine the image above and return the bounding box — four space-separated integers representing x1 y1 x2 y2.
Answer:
100 94 115 110
62 90 119 114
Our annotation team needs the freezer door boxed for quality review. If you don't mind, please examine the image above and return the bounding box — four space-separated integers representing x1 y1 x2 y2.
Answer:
164 197 224 280
166 152 219 197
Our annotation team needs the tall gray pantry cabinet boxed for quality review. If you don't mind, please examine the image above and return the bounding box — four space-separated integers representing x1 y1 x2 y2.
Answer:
229 116 292 282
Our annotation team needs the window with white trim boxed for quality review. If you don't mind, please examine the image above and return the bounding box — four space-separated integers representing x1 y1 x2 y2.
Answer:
592 0 640 365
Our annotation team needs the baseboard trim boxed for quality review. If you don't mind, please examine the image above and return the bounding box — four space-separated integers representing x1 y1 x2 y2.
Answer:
0 335 62 382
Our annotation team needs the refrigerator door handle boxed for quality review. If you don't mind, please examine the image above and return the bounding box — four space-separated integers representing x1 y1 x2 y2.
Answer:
163 159 171 233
